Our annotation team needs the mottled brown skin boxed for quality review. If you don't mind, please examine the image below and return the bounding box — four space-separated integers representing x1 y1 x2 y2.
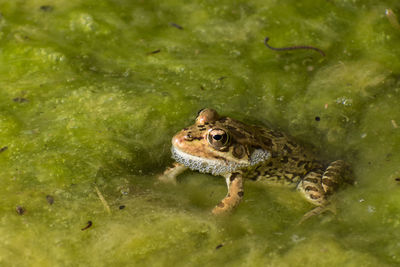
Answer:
159 109 352 221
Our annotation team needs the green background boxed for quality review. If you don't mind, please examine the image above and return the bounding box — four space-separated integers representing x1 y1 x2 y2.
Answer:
1 0 400 266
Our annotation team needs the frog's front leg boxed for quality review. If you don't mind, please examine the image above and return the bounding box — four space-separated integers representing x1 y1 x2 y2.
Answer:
212 172 244 215
158 162 188 184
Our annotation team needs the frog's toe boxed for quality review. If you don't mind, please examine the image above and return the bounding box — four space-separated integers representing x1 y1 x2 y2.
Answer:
298 204 335 224
157 174 177 184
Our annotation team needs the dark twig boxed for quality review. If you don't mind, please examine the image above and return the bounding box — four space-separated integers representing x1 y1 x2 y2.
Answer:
81 221 93 231
264 37 325 57
169 22 183 30
147 49 161 55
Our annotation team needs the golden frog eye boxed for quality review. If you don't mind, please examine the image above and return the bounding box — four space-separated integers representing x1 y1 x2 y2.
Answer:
207 128 230 149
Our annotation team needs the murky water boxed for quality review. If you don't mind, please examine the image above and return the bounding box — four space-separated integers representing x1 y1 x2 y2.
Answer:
0 0 399 266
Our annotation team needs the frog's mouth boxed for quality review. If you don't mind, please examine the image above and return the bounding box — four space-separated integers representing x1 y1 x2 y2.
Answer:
171 146 270 176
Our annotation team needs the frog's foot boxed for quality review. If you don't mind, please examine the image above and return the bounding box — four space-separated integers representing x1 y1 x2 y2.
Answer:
157 162 187 184
212 172 244 215
298 204 336 225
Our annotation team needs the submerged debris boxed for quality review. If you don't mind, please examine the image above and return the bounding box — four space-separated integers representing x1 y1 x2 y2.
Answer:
95 185 111 214
391 120 398 129
264 36 326 57
16 206 25 215
13 97 29 103
46 195 54 205
386 9 400 31
169 22 183 30
215 244 224 250
0 146 8 153
147 49 161 55
81 221 93 231
39 5 54 12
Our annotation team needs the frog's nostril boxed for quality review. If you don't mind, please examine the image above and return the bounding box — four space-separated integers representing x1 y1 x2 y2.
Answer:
184 134 193 140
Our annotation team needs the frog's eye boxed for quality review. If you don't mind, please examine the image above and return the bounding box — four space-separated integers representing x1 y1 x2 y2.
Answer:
207 128 230 149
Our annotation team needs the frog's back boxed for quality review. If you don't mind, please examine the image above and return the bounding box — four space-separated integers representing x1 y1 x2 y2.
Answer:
244 127 325 186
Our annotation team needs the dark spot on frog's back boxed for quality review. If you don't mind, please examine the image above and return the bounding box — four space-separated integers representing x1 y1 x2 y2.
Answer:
226 126 246 139
269 130 283 137
271 151 279 158
283 144 292 154
262 138 272 147
287 140 298 147
281 156 289 163
237 191 244 197
297 160 307 167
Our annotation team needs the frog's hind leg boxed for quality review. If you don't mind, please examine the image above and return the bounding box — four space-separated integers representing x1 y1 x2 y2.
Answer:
321 160 352 194
297 160 351 223
297 171 330 224
297 170 326 206
212 172 244 215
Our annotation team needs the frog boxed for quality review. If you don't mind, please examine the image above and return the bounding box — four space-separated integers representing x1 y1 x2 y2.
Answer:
158 108 352 221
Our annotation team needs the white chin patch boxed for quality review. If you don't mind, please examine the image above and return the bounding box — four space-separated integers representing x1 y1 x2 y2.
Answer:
171 147 270 176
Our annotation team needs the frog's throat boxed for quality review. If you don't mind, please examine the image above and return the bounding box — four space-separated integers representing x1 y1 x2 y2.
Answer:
171 146 270 176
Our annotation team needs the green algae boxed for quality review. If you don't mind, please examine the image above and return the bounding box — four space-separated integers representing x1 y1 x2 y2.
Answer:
1 0 400 266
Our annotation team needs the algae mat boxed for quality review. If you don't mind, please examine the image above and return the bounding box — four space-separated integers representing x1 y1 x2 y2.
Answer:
1 0 400 266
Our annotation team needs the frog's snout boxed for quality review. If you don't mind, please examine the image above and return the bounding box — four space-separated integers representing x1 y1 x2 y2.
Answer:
172 132 185 149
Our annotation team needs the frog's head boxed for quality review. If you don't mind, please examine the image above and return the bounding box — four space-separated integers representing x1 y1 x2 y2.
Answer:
171 108 270 175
